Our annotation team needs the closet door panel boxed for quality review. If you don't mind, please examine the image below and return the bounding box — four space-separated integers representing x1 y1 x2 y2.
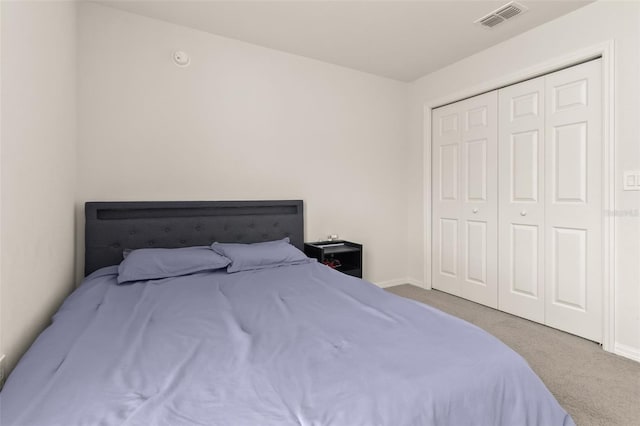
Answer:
432 91 497 305
439 218 459 278
460 92 498 308
511 131 539 202
510 224 540 297
544 59 602 342
432 104 462 296
465 220 487 284
498 77 545 323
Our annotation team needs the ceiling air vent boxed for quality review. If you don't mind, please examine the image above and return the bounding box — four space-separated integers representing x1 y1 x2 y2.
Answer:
479 14 505 28
475 1 528 29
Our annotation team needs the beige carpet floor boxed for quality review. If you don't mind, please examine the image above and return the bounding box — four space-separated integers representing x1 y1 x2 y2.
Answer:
386 284 640 426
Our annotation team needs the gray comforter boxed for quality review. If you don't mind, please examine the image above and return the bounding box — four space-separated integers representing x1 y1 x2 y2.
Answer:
1 263 574 426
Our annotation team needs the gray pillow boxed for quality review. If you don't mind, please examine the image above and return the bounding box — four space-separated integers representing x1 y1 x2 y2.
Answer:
117 246 230 284
211 238 310 273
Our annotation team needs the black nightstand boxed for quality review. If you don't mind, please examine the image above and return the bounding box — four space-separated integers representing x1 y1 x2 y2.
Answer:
304 240 362 278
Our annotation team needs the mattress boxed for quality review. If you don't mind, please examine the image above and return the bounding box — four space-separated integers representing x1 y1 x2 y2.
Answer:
1 262 574 426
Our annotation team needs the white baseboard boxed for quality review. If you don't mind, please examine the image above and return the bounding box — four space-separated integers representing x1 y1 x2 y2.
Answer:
373 278 426 289
374 278 409 288
406 277 426 288
614 342 640 363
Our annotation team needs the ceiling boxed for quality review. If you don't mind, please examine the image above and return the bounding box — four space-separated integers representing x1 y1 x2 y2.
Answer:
96 0 592 82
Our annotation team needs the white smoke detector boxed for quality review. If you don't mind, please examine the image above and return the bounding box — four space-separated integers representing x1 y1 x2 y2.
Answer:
475 1 528 29
172 51 191 67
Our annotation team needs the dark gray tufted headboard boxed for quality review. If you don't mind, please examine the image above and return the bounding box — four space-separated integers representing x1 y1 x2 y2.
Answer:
85 200 304 276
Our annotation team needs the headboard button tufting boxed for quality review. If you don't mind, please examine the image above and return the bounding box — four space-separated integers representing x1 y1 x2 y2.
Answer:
148 240 155 246
164 227 171 233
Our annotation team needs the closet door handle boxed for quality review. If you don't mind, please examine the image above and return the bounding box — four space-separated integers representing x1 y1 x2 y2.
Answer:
520 210 527 216
472 208 479 214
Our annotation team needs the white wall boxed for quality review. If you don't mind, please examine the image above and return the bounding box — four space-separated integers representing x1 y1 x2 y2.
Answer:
76 3 409 286
408 1 640 359
0 0 77 372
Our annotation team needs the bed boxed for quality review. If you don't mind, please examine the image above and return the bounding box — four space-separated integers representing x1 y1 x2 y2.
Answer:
1 200 574 426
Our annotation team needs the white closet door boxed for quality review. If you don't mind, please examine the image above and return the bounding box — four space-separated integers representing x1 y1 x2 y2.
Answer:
432 102 462 296
498 77 546 322
432 92 498 308
459 92 498 308
544 59 602 342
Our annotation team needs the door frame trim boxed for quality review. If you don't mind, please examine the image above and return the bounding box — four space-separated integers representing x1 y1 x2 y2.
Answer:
423 41 616 352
